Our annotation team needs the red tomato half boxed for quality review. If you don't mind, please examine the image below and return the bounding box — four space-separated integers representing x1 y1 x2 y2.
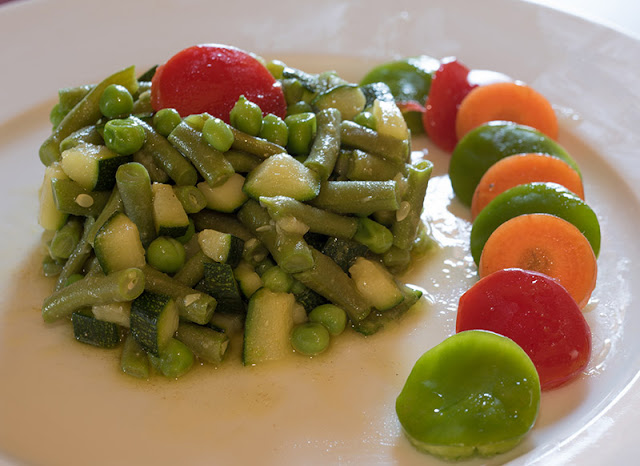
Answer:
456 268 592 390
422 58 477 153
151 44 287 122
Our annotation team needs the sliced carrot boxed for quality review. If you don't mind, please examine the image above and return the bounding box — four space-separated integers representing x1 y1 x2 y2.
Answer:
455 82 558 140
470 153 585 219
478 213 597 309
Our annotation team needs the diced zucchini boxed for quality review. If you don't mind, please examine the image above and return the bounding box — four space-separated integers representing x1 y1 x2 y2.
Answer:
92 301 131 328
130 291 179 356
293 284 328 313
198 229 245 268
233 260 263 298
242 288 296 366
371 98 410 141
93 212 146 274
39 164 69 231
352 285 423 336
60 142 132 191
321 236 369 272
197 173 249 213
312 84 366 120
51 178 111 217
243 153 320 201
71 309 122 348
349 257 404 311
199 262 246 315
152 183 190 237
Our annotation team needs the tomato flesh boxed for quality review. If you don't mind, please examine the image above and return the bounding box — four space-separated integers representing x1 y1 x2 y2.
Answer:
422 58 477 153
456 268 591 390
151 44 286 122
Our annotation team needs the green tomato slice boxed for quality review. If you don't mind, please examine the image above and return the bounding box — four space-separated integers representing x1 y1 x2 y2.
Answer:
449 121 579 206
396 330 540 461
470 182 601 265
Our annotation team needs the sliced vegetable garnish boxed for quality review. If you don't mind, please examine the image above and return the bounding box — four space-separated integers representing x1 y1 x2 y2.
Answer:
396 330 540 460
456 268 592 390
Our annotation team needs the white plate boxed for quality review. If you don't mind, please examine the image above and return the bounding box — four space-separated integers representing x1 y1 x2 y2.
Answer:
1 0 639 464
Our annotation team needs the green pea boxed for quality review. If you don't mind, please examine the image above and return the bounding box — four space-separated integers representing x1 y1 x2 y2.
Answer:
290 322 330 356
146 237 186 274
99 84 134 119
261 265 293 293
103 118 146 155
229 95 263 136
266 59 285 79
259 113 288 146
284 112 316 155
202 117 235 152
153 108 182 137
308 304 347 336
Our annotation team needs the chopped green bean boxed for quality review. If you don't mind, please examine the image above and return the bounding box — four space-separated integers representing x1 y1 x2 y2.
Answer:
259 113 288 147
224 150 261 173
86 188 123 246
340 120 409 164
353 217 393 254
116 162 156 247
173 250 214 287
176 322 229 364
172 185 207 214
229 95 263 136
120 332 150 379
304 108 342 181
55 217 96 291
310 180 400 216
284 112 316 155
230 127 286 159
59 125 104 152
49 217 84 259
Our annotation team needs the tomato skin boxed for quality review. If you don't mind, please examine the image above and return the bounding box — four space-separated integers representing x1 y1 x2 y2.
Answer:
422 58 477 153
150 44 286 122
456 268 592 390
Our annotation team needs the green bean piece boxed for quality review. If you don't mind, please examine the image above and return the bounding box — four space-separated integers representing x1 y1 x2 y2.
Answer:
202 117 235 152
340 120 409 164
131 90 153 115
173 250 214 287
229 95 263 136
115 162 156 247
142 264 216 325
293 248 371 322
40 66 139 166
224 150 261 173
49 218 84 259
58 85 94 112
176 322 229 364
42 256 63 277
172 185 207 214
55 217 96 291
309 304 347 336
382 245 412 274
237 200 314 274
191 210 254 241
137 65 158 82
131 116 198 186
310 180 400 216
148 338 194 378
120 332 150 379
146 237 186 274
168 121 235 187
353 217 394 254
266 59 285 79
230 127 286 159
391 160 433 250
49 104 66 129
290 322 330 356
152 108 182 137
286 101 313 116
86 188 123 246
304 108 342 181
284 112 316 156
342 149 403 181
132 148 169 183
51 178 110 217
259 113 289 147
353 111 376 130
59 125 104 152
103 118 146 155
99 84 134 119
42 268 145 323
260 195 358 239
261 265 294 293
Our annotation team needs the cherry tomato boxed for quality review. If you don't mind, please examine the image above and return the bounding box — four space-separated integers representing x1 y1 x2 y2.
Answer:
422 58 477 153
150 44 287 122
455 268 592 390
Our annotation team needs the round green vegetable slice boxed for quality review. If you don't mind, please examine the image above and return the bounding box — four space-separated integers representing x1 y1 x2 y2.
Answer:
470 182 600 265
396 330 540 461
449 121 579 206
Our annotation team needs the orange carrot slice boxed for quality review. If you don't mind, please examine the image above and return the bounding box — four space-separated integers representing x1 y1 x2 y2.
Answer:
478 213 597 309
455 82 558 140
471 153 585 219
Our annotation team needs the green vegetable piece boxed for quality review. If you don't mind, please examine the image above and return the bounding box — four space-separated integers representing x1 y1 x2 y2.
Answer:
99 84 134 119
148 338 194 378
470 182 601 265
396 330 540 461
146 237 186 274
261 265 294 293
259 113 288 147
202 117 235 152
360 55 440 105
243 153 320 201
152 108 182 137
353 217 393 254
284 112 316 155
120 332 150 379
176 322 229 365
308 304 347 336
290 322 330 356
449 121 580 206
229 95 263 136
71 310 122 348
103 118 147 155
